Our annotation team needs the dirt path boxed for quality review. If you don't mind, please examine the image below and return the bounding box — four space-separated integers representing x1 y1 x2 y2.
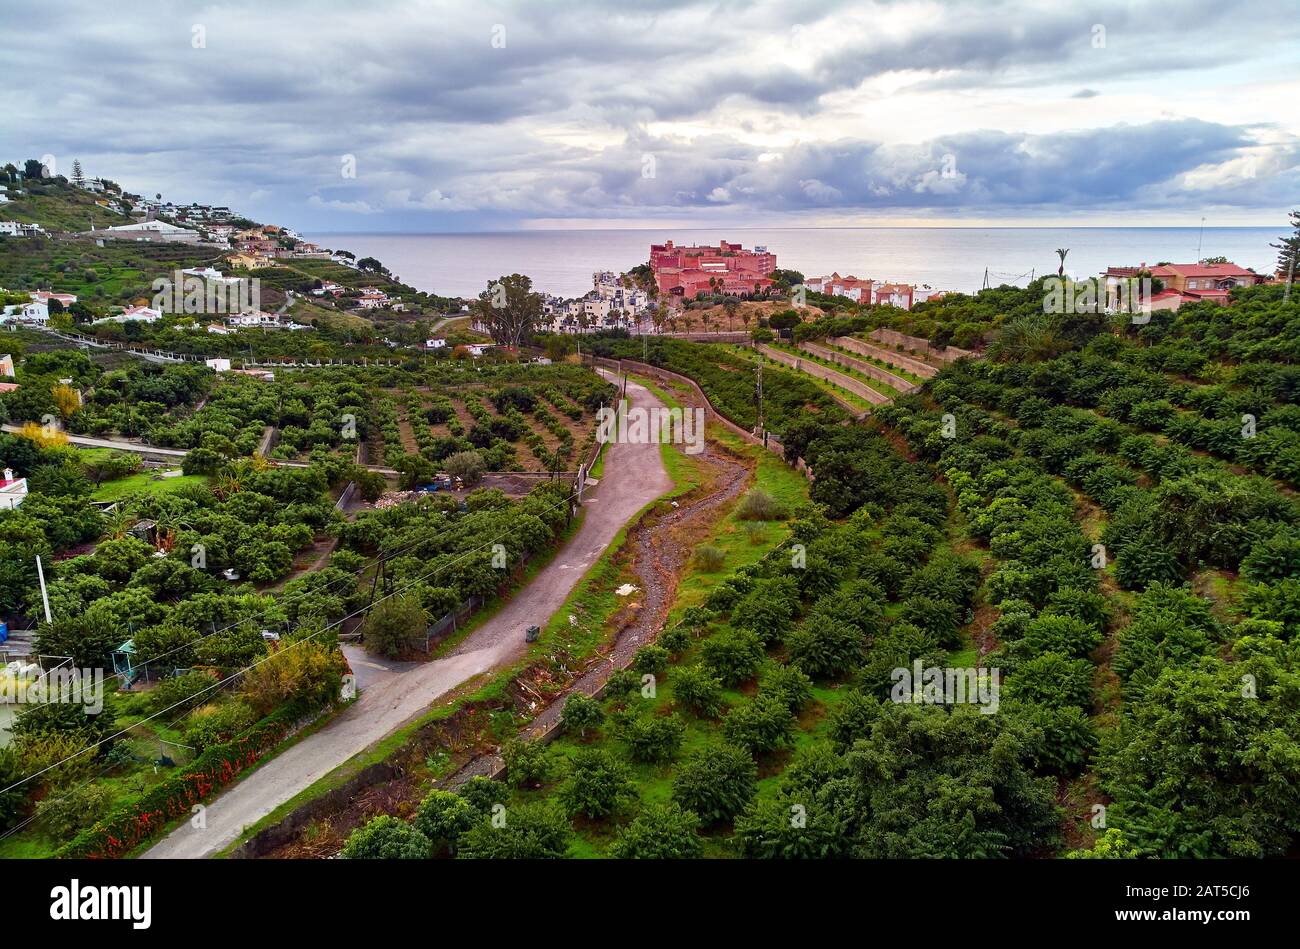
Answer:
441 382 753 786
142 372 672 859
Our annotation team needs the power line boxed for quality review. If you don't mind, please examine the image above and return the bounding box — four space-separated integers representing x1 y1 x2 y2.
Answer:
0 477 585 800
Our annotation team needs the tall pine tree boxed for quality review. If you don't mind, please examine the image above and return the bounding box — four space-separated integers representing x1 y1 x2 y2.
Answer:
1272 208 1299 282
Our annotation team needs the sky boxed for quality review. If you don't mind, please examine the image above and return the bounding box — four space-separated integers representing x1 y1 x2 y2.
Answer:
4 0 1298 232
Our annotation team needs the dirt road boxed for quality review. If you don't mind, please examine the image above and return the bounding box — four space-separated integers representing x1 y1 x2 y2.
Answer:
143 372 672 859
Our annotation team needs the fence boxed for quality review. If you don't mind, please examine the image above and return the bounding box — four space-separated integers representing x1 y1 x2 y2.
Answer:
424 594 485 651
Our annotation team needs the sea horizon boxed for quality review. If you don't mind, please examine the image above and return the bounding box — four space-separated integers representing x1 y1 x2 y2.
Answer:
305 225 1283 300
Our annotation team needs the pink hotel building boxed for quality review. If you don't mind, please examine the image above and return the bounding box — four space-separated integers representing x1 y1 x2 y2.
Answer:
650 240 777 300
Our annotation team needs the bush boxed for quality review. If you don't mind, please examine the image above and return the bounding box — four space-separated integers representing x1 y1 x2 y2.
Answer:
693 545 726 571
501 737 551 789
732 578 800 645
445 450 486 487
35 782 113 839
0 747 29 833
240 639 347 717
457 775 510 816
619 712 686 763
700 629 766 686
631 644 670 677
761 663 814 713
735 488 789 522
723 694 796 755
602 668 640 698
149 670 218 715
673 664 725 718
607 803 704 859
671 743 758 825
657 624 693 654
184 701 256 754
414 790 478 855
363 594 428 659
558 748 637 819
456 802 571 859
559 693 604 738
1018 614 1102 660
341 815 431 859
787 614 866 680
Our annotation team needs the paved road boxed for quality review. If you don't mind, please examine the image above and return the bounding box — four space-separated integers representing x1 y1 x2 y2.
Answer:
0 424 399 475
1 424 189 458
143 371 672 858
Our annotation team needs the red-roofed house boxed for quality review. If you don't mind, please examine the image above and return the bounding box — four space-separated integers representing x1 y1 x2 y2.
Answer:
30 291 78 308
0 468 28 510
1103 261 1263 311
873 283 914 309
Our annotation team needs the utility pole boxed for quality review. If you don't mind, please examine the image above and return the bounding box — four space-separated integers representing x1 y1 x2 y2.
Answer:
1196 216 1206 261
755 355 765 438
983 267 989 290
35 554 52 624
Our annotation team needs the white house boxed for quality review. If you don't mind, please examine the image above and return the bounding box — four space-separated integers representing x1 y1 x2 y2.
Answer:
98 221 203 244
205 357 232 372
98 305 163 324
0 354 14 378
181 266 242 284
1 301 49 323
426 338 447 349
227 311 279 328
357 288 390 309
0 468 28 511
206 323 233 335
0 221 46 237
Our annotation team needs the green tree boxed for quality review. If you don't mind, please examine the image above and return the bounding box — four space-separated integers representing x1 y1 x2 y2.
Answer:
456 802 571 859
557 748 636 819
414 790 478 855
673 664 725 718
362 594 427 659
559 692 604 738
671 743 757 825
607 803 704 859
340 815 431 859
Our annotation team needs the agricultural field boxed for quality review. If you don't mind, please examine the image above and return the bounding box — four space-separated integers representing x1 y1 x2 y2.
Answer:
331 280 1300 862
367 363 615 477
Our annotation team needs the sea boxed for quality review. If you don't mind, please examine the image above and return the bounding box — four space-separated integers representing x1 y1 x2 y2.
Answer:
305 227 1282 300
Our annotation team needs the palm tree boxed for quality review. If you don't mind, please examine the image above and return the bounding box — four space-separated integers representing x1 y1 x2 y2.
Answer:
101 503 137 540
1056 248 1070 278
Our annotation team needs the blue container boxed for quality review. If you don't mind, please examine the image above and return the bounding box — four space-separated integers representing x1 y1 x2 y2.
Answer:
0 622 8 644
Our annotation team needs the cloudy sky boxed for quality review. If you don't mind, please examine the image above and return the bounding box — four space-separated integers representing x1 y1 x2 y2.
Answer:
6 0 1298 231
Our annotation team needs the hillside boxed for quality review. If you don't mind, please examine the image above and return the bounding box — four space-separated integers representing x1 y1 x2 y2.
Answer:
1 177 132 231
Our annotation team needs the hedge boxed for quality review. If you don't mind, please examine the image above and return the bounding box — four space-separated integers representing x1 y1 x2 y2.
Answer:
56 698 317 859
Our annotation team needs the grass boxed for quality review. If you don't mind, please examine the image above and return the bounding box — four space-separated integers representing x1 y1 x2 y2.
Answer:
773 341 901 399
728 343 879 414
90 470 209 501
819 340 926 385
